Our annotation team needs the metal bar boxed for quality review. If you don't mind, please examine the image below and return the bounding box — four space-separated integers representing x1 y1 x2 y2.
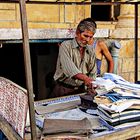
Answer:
25 1 140 5
19 0 37 139
0 39 66 44
0 0 140 5
111 0 115 20
134 3 138 83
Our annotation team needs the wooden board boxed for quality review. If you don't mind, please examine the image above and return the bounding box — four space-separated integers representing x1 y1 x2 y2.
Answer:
40 124 140 140
0 116 22 140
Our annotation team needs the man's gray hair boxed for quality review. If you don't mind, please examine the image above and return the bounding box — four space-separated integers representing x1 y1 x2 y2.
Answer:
76 18 97 34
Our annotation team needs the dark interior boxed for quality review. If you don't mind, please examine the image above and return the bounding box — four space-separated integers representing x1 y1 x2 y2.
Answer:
0 42 60 100
91 0 120 21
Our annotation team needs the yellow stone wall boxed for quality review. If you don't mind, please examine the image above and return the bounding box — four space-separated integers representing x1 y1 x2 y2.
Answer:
0 1 90 29
118 40 140 82
0 1 139 82
101 39 140 82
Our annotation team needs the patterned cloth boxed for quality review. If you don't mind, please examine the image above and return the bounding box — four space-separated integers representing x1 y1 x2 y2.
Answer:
0 77 28 138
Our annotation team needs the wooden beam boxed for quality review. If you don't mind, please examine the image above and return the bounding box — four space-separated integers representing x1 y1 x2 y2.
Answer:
19 0 37 139
0 116 22 140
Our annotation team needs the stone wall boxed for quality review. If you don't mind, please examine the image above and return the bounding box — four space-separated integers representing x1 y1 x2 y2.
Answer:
101 39 140 82
0 1 90 28
0 1 140 83
118 40 140 82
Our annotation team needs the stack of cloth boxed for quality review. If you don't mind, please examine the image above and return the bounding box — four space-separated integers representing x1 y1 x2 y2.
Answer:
93 73 140 130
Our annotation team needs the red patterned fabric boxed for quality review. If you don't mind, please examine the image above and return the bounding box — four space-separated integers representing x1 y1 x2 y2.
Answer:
0 77 28 138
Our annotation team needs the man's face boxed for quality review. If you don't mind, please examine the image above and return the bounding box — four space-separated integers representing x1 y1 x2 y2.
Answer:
76 29 94 47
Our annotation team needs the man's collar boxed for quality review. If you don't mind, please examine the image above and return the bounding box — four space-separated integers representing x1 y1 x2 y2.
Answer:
72 38 79 48
72 38 88 48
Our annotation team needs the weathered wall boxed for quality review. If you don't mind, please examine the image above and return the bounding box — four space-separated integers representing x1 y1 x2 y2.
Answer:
0 1 90 28
0 1 140 83
101 39 140 82
118 40 140 82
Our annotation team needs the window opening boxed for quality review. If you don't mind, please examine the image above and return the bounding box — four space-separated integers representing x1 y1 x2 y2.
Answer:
91 0 120 21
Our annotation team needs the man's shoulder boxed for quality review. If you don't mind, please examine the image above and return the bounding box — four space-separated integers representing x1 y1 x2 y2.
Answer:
61 39 74 45
61 38 77 49
96 39 108 50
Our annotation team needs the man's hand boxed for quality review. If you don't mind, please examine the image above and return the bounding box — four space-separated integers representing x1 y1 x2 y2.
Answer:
73 73 97 95
84 76 93 88
87 81 98 95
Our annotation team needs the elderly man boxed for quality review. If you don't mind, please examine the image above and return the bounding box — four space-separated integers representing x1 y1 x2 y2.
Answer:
51 18 97 98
